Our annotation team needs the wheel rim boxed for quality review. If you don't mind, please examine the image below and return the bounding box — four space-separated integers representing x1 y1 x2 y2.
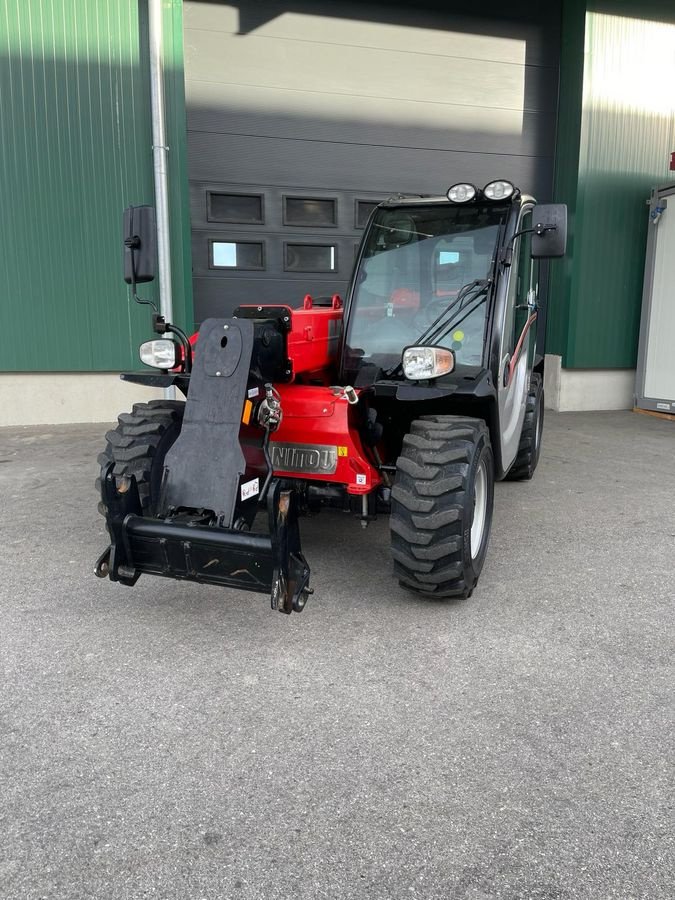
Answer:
471 458 489 559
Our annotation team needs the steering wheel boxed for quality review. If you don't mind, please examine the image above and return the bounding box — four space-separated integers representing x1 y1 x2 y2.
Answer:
414 296 457 330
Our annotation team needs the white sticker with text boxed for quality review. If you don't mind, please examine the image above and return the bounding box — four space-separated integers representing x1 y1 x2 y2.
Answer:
240 478 260 501
247 387 260 399
356 474 367 486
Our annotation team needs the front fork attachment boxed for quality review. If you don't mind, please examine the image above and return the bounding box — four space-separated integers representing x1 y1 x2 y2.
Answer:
95 464 311 614
267 480 312 614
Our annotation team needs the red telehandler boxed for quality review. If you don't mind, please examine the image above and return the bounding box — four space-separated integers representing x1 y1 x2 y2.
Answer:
96 181 566 613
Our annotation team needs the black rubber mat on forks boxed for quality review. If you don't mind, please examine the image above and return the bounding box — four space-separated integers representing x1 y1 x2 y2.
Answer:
161 317 253 525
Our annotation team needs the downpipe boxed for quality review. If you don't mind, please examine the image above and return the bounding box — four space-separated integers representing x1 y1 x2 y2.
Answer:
148 0 175 400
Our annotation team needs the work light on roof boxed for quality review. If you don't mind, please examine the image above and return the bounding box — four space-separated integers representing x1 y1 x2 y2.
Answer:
447 183 477 203
483 180 515 200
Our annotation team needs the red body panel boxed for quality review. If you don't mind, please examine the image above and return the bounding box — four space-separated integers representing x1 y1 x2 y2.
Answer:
187 298 378 494
238 294 343 381
270 384 381 495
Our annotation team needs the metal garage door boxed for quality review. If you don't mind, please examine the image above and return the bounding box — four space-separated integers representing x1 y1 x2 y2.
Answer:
183 0 560 322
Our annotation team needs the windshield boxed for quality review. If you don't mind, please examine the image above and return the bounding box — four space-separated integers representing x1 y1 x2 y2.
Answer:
345 202 509 377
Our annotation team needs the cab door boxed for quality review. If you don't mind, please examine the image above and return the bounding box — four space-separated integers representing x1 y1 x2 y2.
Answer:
497 207 538 473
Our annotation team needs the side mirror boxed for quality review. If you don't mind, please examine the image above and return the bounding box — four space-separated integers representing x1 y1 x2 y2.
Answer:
381 215 416 247
123 205 156 284
531 204 567 258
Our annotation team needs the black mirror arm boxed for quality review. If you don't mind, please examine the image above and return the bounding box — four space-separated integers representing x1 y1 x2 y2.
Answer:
510 221 558 244
501 221 558 265
153 314 193 373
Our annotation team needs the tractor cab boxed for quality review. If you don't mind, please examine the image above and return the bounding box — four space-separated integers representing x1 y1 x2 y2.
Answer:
343 195 508 377
340 183 567 481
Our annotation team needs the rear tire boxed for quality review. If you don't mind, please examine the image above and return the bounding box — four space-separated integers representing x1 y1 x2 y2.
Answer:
505 373 543 481
390 416 494 600
96 400 185 516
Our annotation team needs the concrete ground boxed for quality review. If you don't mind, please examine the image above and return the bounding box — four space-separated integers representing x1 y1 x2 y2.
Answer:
0 411 673 900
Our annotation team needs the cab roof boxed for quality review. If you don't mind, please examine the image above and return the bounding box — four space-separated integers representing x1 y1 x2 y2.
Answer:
378 191 536 208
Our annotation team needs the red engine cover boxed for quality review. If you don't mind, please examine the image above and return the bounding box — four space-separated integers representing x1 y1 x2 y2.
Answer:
269 384 381 495
239 294 343 381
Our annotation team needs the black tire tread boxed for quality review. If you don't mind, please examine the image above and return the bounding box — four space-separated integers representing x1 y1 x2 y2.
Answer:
95 400 185 515
391 416 491 599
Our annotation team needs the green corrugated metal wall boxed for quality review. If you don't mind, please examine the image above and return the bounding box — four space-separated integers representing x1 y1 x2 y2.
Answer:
0 0 192 372
546 0 586 363
548 0 675 368
2 1 674 374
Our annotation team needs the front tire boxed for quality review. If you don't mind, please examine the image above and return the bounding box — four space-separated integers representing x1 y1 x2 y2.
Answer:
390 416 495 599
96 400 185 516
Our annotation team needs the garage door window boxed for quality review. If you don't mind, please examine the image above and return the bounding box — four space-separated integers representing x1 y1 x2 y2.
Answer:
210 240 264 270
283 197 337 227
207 192 264 224
284 243 336 272
355 200 379 229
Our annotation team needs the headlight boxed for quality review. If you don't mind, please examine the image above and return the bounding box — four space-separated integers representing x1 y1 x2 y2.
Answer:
402 346 455 380
139 339 176 369
483 179 515 200
447 183 476 203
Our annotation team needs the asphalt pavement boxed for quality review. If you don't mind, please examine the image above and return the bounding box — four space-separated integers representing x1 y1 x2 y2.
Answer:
0 411 673 900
